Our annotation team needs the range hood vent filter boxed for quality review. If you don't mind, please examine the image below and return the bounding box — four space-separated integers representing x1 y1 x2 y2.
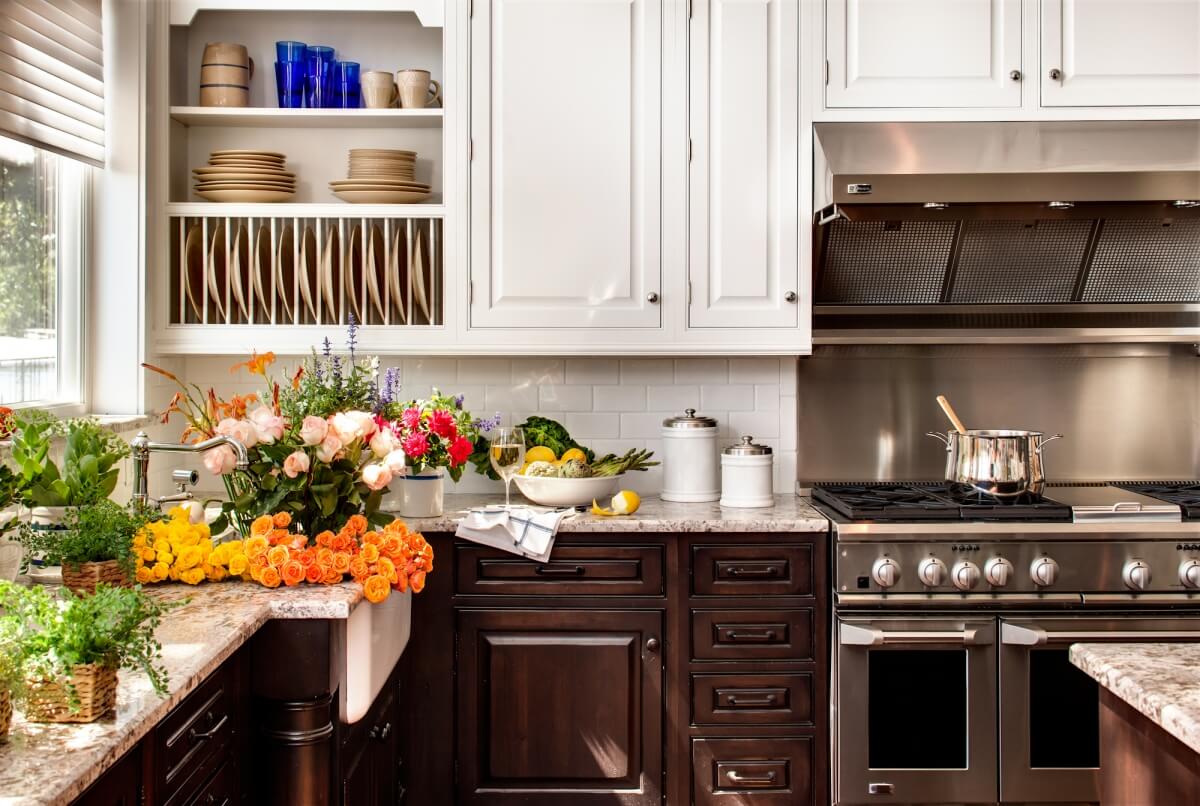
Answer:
820 220 953 304
1083 219 1200 303
950 220 1092 304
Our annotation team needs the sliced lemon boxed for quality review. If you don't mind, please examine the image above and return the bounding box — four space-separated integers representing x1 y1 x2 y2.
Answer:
525 445 557 464
591 499 615 517
560 447 587 464
611 490 641 515
518 461 532 476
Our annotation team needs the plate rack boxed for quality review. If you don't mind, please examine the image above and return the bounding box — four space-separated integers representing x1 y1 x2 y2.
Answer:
169 213 442 328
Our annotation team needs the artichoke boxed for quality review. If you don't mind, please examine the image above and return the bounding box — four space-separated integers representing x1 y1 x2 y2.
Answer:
560 459 594 479
525 461 560 478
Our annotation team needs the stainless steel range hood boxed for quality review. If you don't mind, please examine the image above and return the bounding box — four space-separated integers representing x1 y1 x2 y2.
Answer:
812 121 1200 344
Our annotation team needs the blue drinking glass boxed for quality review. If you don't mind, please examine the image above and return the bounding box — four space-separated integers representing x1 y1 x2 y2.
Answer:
331 61 361 108
275 40 307 63
275 61 307 108
305 45 336 108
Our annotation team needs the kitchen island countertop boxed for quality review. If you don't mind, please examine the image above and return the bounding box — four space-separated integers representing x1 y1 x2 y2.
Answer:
401 493 829 533
1070 642 1200 756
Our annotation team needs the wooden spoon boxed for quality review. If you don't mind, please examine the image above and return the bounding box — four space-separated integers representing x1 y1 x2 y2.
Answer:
936 395 968 434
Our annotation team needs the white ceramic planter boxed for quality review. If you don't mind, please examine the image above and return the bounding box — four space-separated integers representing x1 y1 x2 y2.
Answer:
0 536 22 582
30 506 75 528
385 468 445 518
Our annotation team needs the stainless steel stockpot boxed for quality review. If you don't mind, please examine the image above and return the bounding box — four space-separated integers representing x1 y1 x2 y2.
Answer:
925 429 1063 498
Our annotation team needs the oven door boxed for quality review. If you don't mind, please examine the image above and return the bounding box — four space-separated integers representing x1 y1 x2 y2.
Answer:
999 615 1200 803
836 617 998 804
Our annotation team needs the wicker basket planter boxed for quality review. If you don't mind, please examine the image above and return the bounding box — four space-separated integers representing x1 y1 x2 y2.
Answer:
61 560 131 597
0 689 12 740
24 664 118 723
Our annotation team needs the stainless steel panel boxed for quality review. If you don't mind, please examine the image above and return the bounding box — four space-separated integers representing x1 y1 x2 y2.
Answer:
796 344 1200 484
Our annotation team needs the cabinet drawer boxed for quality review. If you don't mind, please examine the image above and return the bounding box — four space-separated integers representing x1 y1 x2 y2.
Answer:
691 609 814 661
184 757 238 806
156 661 236 803
692 673 813 727
692 544 813 596
693 738 813 806
456 544 663 596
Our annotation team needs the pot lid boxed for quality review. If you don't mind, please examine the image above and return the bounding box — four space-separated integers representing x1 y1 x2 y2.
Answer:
663 408 717 429
724 435 773 456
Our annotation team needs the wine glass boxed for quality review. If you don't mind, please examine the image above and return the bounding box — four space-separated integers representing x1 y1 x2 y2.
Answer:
490 426 526 509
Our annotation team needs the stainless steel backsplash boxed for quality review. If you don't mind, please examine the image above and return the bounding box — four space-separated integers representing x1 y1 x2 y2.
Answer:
796 344 1200 483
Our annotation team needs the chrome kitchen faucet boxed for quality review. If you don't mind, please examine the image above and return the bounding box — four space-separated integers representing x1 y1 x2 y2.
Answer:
129 430 249 509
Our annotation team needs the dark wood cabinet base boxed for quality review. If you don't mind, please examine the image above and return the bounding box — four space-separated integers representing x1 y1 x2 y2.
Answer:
1099 689 1200 805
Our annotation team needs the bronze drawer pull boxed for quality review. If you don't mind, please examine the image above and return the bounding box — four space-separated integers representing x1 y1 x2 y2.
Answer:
727 694 777 706
725 629 777 642
189 713 229 742
726 770 777 784
534 565 585 576
726 566 781 577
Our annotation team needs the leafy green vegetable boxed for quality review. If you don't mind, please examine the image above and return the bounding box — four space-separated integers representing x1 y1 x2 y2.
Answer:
14 499 154 575
468 416 596 480
11 414 129 507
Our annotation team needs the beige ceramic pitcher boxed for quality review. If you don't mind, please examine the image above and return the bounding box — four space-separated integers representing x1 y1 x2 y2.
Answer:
200 42 253 107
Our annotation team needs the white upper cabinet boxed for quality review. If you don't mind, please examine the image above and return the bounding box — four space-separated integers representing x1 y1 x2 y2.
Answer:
689 0 799 328
469 0 662 329
1041 0 1200 106
826 0 1023 108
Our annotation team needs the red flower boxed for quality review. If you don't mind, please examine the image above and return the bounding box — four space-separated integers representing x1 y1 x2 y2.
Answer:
429 409 456 439
448 435 473 467
402 431 428 457
401 407 421 430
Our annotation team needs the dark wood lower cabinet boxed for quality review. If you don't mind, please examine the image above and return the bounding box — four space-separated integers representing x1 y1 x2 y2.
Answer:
402 531 830 806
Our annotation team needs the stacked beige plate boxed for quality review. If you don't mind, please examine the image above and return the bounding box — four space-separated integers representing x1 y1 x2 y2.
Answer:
193 150 296 203
330 148 432 204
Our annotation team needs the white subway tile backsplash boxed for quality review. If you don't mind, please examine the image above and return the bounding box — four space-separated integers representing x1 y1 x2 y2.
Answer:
401 358 457 390
511 358 564 385
565 358 620 385
620 358 674 385
594 385 647 412
646 385 700 412
780 397 797 450
537 385 592 411
729 410 780 439
729 357 782 384
701 384 756 412
457 358 513 385
621 413 668 439
564 412 620 439
674 358 728 384
780 358 798 396
755 385 780 412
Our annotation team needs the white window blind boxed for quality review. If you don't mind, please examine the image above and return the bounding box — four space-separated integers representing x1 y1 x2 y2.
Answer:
0 0 103 167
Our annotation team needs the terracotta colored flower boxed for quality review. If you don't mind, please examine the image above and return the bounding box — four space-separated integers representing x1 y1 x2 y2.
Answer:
410 570 427 593
362 531 382 547
245 535 269 559
260 566 282 588
376 556 397 584
232 351 276 377
349 556 369 580
361 543 380 564
281 559 306 586
363 574 391 603
331 552 350 574
331 533 350 552
316 547 335 567
394 569 409 593
305 563 324 584
298 548 316 567
266 545 289 568
381 535 401 555
315 530 334 548
321 566 343 585
273 512 292 528
346 514 368 536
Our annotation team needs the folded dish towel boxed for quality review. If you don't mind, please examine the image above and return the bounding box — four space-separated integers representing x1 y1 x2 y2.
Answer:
455 507 573 562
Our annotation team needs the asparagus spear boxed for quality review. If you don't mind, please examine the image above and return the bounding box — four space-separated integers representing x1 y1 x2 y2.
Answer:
590 448 659 476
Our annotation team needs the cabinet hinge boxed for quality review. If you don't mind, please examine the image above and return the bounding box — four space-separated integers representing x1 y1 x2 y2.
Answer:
824 59 830 85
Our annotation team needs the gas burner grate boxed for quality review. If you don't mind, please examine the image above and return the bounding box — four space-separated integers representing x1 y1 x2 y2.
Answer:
1112 482 1200 521
812 482 1073 523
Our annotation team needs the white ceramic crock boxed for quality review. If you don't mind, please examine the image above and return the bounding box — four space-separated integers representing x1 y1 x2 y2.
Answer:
660 409 720 503
386 468 445 518
720 436 774 508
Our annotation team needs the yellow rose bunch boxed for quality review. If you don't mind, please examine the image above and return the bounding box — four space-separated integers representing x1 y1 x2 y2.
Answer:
133 507 247 586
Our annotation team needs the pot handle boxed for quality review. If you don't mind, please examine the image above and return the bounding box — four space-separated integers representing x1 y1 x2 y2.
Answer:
925 432 951 449
1036 434 1064 453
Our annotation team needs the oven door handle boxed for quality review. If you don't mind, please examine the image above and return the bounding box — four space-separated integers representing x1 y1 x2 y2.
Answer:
1002 623 1200 646
840 623 994 647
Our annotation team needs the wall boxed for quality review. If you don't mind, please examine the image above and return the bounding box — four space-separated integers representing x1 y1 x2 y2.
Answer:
140 355 800 500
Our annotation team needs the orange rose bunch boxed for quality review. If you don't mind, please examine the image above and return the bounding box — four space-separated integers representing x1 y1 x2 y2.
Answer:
348 519 434 604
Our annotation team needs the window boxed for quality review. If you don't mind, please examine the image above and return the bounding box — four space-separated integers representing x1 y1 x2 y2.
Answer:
0 135 86 408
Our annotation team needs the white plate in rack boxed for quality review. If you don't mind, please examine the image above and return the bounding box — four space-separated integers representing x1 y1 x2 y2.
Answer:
365 223 387 322
275 223 295 322
388 225 407 324
412 223 430 324
206 220 228 320
322 225 341 321
347 224 365 324
299 224 319 321
252 225 272 319
183 223 204 321
230 221 251 320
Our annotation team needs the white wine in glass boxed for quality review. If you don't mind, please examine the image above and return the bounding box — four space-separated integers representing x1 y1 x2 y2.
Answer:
490 426 526 509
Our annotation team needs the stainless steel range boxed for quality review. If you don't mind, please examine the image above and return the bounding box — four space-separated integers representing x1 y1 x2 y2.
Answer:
815 481 1200 805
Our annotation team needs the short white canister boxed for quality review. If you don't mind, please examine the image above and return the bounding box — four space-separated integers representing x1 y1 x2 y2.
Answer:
720 436 774 508
660 409 720 503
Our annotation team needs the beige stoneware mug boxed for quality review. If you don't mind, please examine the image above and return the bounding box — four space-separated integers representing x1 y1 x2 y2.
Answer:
396 69 441 109
361 70 399 109
200 42 254 107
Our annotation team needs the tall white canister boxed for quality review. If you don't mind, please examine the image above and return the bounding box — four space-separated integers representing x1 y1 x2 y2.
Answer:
660 409 720 502
720 436 774 508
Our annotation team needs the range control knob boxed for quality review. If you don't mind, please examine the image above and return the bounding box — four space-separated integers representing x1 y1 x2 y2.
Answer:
951 561 981 591
1030 556 1059 588
984 557 1013 587
871 557 900 588
1180 559 1200 589
1123 560 1152 591
918 557 947 588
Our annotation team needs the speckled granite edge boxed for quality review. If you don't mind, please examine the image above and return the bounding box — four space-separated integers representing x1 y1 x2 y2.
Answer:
399 494 830 534
0 583 364 806
1070 643 1200 755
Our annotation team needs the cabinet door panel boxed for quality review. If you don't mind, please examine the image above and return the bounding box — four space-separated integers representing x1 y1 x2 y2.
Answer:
470 0 662 328
456 609 663 805
1041 0 1200 106
689 0 798 328
826 0 1022 107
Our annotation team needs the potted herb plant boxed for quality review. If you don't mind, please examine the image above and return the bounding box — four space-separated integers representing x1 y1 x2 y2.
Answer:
0 607 26 741
15 500 151 596
0 581 174 723
0 465 22 583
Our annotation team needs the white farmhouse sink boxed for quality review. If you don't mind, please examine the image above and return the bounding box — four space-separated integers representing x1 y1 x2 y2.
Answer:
340 588 412 723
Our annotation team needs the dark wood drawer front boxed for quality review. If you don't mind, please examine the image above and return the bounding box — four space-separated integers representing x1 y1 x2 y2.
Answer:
184 758 238 806
692 609 814 661
692 544 814 596
692 673 813 726
156 662 236 801
456 544 663 596
693 738 814 806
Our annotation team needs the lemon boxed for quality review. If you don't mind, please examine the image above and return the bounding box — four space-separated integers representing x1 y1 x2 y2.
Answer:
518 461 532 476
591 499 615 517
525 446 557 464
611 490 641 515
560 447 587 464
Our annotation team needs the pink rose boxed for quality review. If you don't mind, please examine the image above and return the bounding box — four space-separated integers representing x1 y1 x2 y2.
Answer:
361 463 393 491
429 409 456 439
369 428 398 458
401 431 428 458
299 415 328 446
348 410 377 440
282 450 310 479
330 412 366 444
383 448 408 474
401 407 421 430
315 433 343 463
203 444 238 475
215 417 257 449
248 406 285 444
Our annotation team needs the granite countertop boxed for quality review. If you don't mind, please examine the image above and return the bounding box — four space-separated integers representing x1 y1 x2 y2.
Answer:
1070 643 1200 755
400 494 830 534
0 582 366 806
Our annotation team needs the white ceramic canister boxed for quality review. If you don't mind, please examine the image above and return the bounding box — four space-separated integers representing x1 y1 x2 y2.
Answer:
720 436 774 508
660 409 720 503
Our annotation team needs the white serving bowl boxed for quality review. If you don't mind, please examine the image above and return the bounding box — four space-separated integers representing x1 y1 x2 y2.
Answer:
513 474 623 507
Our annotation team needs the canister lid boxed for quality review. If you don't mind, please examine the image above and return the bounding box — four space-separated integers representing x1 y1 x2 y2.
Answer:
662 408 717 429
723 435 773 455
